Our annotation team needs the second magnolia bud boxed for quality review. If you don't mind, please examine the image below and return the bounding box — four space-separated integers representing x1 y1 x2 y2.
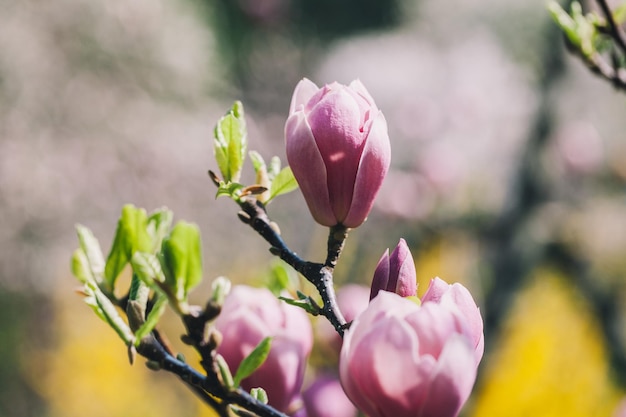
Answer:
370 238 417 300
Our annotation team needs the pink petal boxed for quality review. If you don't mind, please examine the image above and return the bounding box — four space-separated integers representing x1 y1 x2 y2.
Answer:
307 88 366 222
389 238 417 297
370 249 390 300
343 111 391 227
285 111 337 226
418 335 477 417
289 78 320 115
405 303 458 358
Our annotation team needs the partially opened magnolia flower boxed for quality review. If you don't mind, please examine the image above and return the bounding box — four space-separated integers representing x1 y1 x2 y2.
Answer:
370 238 417 300
421 277 484 365
339 291 480 417
213 286 313 412
285 78 391 228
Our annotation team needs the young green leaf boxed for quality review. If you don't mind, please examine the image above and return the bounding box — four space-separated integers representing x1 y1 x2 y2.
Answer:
131 252 166 287
265 260 298 296
71 248 96 285
160 221 203 301
279 292 322 316
548 1 581 48
214 101 247 183
268 166 298 202
250 387 268 404
146 208 173 253
233 337 272 386
267 156 281 180
216 353 235 388
216 182 245 200
133 292 168 343
75 224 105 285
82 282 135 345
249 150 266 173
104 205 153 289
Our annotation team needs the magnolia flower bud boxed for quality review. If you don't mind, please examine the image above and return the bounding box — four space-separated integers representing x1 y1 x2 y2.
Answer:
302 375 358 417
339 291 479 417
213 286 313 412
421 277 484 365
370 238 417 300
285 78 391 228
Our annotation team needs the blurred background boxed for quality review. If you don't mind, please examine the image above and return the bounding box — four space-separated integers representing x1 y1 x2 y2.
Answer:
1 0 626 416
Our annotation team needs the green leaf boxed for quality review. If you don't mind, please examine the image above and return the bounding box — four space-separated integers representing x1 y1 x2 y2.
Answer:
268 156 281 180
160 221 203 301
233 337 272 386
216 354 235 388
265 260 298 296
75 225 105 285
249 150 266 173
268 166 298 202
146 208 173 253
279 291 322 315
131 252 166 287
71 249 95 285
134 292 168 343
211 276 232 304
104 205 153 289
250 388 268 404
548 1 581 47
216 182 245 199
214 101 247 183
82 282 135 345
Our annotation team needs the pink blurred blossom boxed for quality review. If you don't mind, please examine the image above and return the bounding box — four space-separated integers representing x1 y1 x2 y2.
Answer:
213 285 313 412
302 375 358 417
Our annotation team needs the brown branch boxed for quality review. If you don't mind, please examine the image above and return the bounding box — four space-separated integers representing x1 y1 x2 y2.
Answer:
237 197 348 336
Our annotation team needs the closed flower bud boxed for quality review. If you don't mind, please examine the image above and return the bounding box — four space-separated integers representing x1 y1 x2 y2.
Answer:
213 286 313 412
339 291 479 417
421 277 484 365
370 238 417 300
285 78 391 228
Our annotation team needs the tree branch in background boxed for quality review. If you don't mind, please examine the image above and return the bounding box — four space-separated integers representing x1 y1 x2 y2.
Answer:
549 0 626 92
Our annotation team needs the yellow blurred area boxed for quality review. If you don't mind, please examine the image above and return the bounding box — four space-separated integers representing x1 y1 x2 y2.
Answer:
470 269 623 417
414 234 481 297
25 286 219 417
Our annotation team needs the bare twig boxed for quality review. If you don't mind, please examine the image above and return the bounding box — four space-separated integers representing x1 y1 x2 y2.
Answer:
237 197 347 336
136 334 288 417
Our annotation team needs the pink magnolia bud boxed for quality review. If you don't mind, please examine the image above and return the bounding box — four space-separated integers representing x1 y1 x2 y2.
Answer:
285 78 391 228
213 286 313 412
302 375 358 417
421 277 484 365
339 291 478 417
370 238 417 300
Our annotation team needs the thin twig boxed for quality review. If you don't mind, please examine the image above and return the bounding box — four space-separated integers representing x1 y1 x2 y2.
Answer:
237 197 347 336
136 335 288 417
